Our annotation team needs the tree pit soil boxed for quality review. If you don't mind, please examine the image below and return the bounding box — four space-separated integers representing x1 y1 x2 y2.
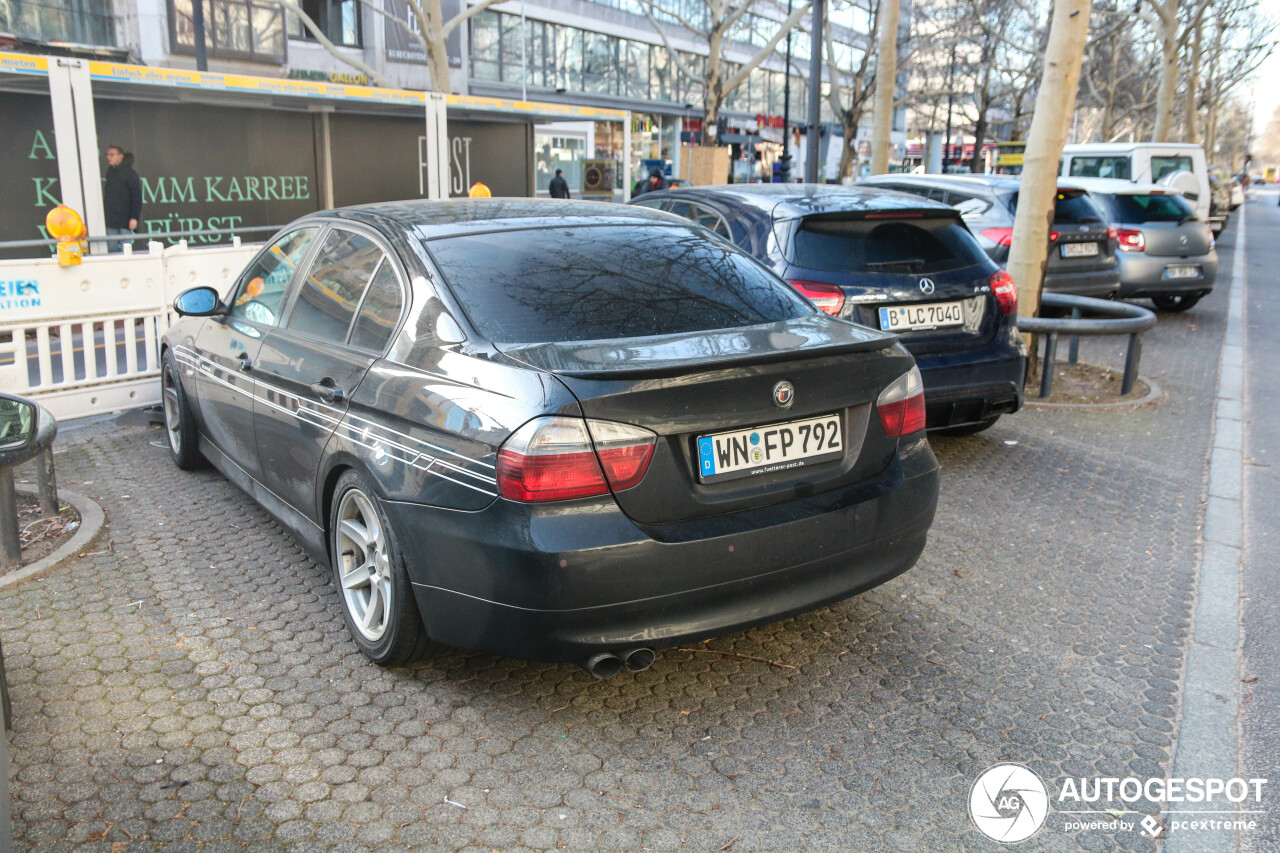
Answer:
3 492 81 573
1026 360 1152 405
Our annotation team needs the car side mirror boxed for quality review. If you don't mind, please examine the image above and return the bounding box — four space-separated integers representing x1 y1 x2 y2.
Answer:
0 394 37 452
174 286 224 317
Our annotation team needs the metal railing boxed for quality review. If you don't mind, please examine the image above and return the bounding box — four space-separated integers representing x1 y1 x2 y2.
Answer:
0 393 59 570
1017 294 1158 398
0 225 282 252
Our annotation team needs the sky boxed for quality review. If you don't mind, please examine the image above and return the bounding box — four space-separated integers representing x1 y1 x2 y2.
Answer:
1251 0 1280 147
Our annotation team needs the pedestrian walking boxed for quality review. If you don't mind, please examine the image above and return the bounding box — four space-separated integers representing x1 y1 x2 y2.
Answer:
632 167 669 197
548 169 571 199
103 145 141 253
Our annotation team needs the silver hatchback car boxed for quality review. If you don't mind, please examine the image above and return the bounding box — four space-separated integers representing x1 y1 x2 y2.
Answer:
1072 178 1217 312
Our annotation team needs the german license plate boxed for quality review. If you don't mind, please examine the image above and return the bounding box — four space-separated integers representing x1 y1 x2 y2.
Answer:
1061 242 1100 258
696 413 843 483
878 301 964 332
1165 265 1200 279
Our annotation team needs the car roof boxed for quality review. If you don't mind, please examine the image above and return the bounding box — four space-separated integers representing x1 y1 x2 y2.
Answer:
308 198 690 240
1062 143 1202 153
1063 177 1182 196
859 173 1021 193
637 183 954 219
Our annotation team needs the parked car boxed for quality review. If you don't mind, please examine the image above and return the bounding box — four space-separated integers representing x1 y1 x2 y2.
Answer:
856 174 1121 300
1060 142 1212 223
160 200 940 672
1071 178 1218 312
631 184 1027 435
1206 174 1231 235
1229 177 1245 209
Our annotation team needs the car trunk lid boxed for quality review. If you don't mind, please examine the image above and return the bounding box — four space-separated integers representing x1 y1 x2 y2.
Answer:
497 318 914 525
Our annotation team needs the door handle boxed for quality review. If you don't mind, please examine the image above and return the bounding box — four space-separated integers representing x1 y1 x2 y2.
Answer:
310 380 344 404
237 352 252 372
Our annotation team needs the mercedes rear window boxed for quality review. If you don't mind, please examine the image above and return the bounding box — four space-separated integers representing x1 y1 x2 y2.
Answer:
788 216 990 274
425 225 812 344
1102 193 1195 223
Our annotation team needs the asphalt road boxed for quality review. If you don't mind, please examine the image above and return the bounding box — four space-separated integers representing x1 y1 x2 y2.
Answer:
1240 184 1280 853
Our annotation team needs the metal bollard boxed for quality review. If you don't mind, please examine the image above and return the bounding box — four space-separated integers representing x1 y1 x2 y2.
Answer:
1122 332 1144 396
0 469 19 570
1068 307 1081 365
37 447 58 518
1040 333 1058 398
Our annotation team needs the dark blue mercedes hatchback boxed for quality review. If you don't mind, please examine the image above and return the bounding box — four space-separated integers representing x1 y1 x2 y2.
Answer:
160 200 939 674
632 185 1028 434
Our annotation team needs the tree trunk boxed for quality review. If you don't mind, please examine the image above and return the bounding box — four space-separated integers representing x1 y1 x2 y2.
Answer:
970 61 992 173
869 0 901 174
1151 3 1178 141
1185 19 1201 143
1101 35 1118 140
703 29 725 146
838 111 860 179
1008 0 1092 320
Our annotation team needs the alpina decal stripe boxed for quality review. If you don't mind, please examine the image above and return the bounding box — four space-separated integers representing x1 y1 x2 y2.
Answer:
172 345 497 496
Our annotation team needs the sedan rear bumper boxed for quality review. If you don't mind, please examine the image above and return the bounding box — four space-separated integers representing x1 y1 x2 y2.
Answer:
385 437 939 662
1116 250 1218 298
1044 265 1121 298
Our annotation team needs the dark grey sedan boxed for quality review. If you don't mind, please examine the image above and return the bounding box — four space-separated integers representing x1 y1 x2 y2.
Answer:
160 201 939 675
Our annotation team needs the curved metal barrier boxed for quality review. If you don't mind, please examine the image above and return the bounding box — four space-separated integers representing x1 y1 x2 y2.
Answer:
0 392 59 570
1016 294 1158 398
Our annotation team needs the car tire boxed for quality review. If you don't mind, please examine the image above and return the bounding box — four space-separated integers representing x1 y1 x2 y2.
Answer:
161 350 207 471
1151 294 1202 312
329 469 442 666
937 416 999 437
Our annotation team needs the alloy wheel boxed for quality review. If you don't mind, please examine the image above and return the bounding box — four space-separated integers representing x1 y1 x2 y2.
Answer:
162 368 182 455
335 489 393 641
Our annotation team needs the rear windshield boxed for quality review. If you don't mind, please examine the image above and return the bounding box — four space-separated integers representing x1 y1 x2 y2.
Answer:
788 216 990 274
1101 193 1195 223
425 225 812 344
1010 190 1106 224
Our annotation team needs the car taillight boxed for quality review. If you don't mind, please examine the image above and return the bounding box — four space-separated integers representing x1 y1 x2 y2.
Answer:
990 269 1017 315
787 279 846 316
981 227 1014 247
1116 228 1145 252
1107 225 1118 241
877 366 926 437
1049 230 1060 243
497 416 656 502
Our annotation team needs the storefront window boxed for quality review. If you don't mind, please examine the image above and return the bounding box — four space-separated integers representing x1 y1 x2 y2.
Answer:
535 133 587 194
621 41 650 100
287 0 360 46
470 11 499 80
582 31 616 95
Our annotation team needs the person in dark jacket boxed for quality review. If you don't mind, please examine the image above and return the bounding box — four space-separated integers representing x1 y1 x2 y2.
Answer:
633 167 669 197
548 169 571 199
103 145 142 252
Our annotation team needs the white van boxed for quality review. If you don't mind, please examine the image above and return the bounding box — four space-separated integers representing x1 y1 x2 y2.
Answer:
1060 143 1213 226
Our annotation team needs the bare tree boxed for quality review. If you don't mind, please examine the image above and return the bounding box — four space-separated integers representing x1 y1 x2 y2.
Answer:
639 0 812 143
1138 0 1211 141
1008 0 1092 318
869 0 900 173
825 0 880 179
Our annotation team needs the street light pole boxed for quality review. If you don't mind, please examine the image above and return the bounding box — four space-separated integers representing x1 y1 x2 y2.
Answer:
779 0 794 183
943 40 955 171
804 0 824 183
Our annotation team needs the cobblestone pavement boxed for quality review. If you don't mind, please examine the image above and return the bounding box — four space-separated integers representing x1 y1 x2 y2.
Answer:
1 257 1231 851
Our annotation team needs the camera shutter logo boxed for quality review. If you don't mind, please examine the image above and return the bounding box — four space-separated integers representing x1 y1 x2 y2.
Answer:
919 277 936 295
969 763 1050 843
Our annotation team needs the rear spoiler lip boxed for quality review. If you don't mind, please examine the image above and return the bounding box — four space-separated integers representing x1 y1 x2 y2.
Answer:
495 317 900 379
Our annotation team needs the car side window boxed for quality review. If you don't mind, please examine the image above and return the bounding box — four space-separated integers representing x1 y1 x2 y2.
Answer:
631 199 666 211
349 258 405 353
947 192 992 216
666 201 733 240
284 228 382 343
228 227 319 327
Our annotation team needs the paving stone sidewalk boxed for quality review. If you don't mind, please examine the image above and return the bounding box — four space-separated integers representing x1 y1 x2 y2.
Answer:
0 276 1228 852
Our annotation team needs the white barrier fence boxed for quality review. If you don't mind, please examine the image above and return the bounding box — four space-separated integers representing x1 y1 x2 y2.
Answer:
0 242 259 420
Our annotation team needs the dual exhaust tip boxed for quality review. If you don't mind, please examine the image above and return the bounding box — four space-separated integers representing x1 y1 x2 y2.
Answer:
584 647 656 679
